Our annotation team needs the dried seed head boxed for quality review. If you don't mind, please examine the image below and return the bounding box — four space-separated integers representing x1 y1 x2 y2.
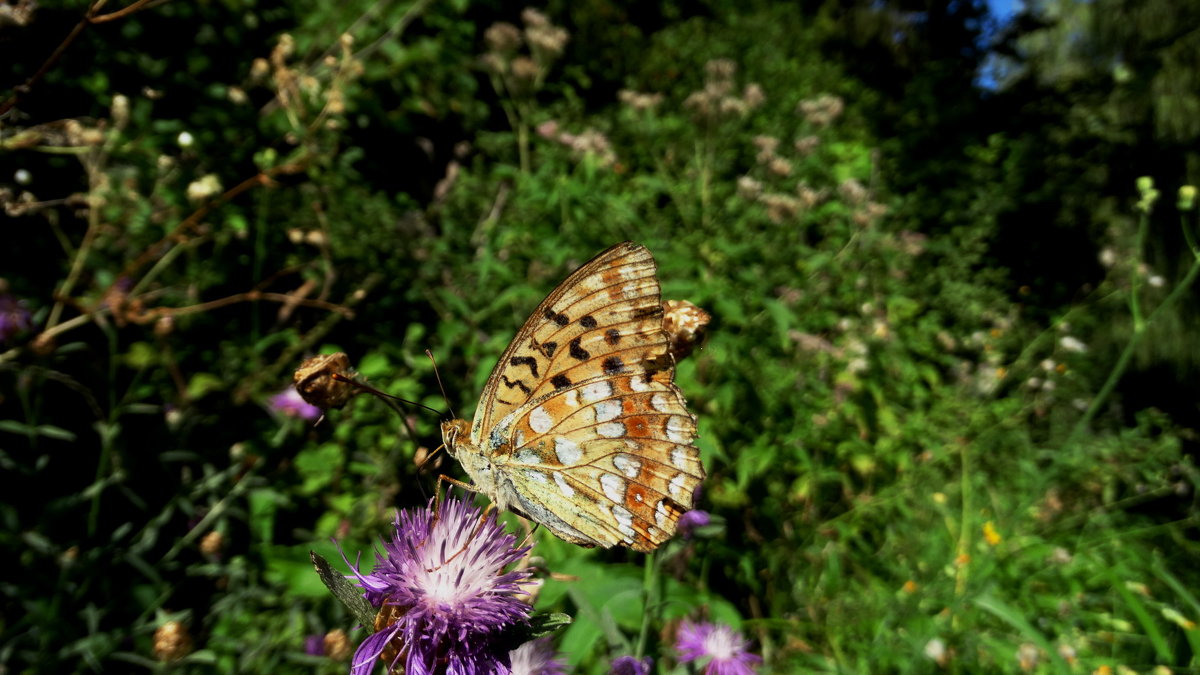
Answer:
199 530 225 556
484 22 523 53
324 628 352 662
292 352 357 410
662 300 712 361
153 621 193 662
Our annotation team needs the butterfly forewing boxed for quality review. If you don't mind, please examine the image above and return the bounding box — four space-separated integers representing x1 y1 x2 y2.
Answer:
448 241 705 552
470 242 666 446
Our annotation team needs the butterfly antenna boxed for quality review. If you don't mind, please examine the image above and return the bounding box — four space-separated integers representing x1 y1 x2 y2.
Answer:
329 373 441 416
425 349 455 418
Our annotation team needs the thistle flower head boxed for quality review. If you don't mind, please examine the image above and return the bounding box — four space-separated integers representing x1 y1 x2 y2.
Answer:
345 497 533 675
677 510 710 539
0 293 32 343
676 621 761 675
610 655 653 675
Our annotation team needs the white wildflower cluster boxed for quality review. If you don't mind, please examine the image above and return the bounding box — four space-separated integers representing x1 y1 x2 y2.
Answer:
481 8 569 95
682 58 766 124
617 89 664 111
536 120 617 168
797 93 845 126
250 31 362 138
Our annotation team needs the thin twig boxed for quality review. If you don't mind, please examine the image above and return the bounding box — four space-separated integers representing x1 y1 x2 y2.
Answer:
130 291 355 323
0 0 167 116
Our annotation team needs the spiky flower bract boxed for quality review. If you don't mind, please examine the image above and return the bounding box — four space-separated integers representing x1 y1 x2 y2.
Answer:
344 497 533 675
676 621 761 675
508 638 566 675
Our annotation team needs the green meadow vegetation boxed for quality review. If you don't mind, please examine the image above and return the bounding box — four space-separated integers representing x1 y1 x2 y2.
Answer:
2 0 1198 672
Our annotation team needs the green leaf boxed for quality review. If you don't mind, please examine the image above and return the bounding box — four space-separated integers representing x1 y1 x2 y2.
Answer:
186 372 223 399
0 420 77 441
311 551 376 629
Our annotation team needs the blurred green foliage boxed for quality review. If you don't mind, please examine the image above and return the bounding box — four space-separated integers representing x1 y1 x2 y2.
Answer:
2 0 1198 673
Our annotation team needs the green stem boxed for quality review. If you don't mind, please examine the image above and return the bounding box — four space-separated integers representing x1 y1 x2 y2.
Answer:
635 551 658 658
1066 215 1200 447
953 439 971 626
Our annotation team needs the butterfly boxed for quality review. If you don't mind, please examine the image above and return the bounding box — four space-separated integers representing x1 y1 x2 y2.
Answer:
441 242 706 552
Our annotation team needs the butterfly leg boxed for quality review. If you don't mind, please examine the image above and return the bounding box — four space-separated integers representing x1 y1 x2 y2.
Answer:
425 475 506 571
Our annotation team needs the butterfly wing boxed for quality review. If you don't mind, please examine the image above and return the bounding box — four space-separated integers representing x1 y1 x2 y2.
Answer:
492 371 705 551
469 241 669 446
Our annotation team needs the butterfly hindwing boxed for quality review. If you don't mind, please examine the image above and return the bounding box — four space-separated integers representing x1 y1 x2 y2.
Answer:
495 372 703 551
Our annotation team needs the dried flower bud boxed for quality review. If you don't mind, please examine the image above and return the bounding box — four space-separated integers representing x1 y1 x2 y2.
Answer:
761 192 803 223
484 22 523 53
837 178 868 205
794 135 820 155
767 157 792 177
199 530 225 556
526 24 569 58
797 93 845 126
153 621 193 662
324 628 352 662
705 58 737 82
617 89 663 111
662 300 711 361
186 174 223 202
521 7 550 28
111 94 129 129
510 56 539 89
154 316 174 337
293 352 358 410
736 176 763 200
742 83 766 109
480 52 507 75
250 58 270 81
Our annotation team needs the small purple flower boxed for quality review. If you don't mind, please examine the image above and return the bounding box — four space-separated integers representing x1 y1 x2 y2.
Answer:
509 638 566 675
305 633 325 656
610 654 652 675
0 293 32 343
269 387 320 420
343 497 533 675
676 621 761 675
678 510 710 539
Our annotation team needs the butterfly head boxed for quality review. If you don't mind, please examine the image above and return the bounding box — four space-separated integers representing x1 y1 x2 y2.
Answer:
440 418 472 458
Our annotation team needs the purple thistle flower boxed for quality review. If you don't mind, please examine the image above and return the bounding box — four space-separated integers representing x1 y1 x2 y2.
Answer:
677 510 710 539
509 638 566 675
0 293 32 343
269 387 321 420
343 497 533 675
676 621 761 675
305 633 325 656
610 654 653 675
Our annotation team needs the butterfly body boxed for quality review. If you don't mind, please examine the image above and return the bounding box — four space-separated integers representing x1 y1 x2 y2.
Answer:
442 242 705 552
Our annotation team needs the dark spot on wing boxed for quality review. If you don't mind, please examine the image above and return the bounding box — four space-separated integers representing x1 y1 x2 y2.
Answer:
544 308 570 327
501 376 532 395
603 356 626 375
580 315 597 329
511 355 539 378
569 337 590 361
604 328 621 345
551 374 571 389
